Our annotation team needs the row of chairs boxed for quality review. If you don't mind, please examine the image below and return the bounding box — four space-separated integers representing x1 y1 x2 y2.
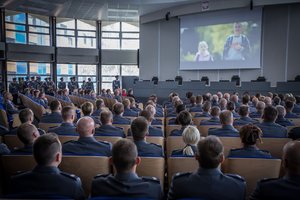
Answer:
19 94 47 121
0 154 281 198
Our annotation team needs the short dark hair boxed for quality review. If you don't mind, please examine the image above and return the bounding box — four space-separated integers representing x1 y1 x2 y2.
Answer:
263 106 278 122
197 135 224 169
33 133 61 166
61 106 74 121
285 101 294 111
238 105 249 117
50 100 61 111
81 102 93 116
202 101 211 112
19 108 33 123
210 106 220 117
95 99 104 109
242 94 250 104
226 101 235 111
17 123 38 145
100 110 113 125
177 110 192 126
176 104 186 114
239 124 262 145
112 139 137 173
139 110 152 121
113 103 124 115
131 117 148 141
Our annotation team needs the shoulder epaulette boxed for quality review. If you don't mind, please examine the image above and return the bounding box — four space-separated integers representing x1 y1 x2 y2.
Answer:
150 143 162 148
63 140 76 144
226 174 245 182
94 174 110 179
173 172 191 179
259 177 279 183
60 171 80 181
142 176 160 183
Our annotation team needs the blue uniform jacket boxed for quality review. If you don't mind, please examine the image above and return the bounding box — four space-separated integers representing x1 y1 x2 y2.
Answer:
200 117 221 125
208 125 239 137
113 115 131 125
256 122 287 138
48 123 77 135
228 146 272 158
40 112 63 123
134 140 164 157
95 124 125 137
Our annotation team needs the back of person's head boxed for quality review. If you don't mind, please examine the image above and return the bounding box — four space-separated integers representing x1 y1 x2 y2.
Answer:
196 136 224 169
33 133 61 166
145 104 156 117
276 105 286 117
186 91 193 99
122 98 131 109
242 94 250 105
131 117 148 141
61 106 75 122
231 95 238 103
212 94 219 102
50 100 61 112
210 106 220 117
19 108 34 123
190 96 196 104
220 110 233 126
113 102 124 115
264 97 272 106
76 116 95 137
100 110 113 125
295 96 300 104
196 95 203 104
283 141 300 175
219 98 227 108
177 110 192 126
81 102 94 116
273 96 281 106
238 105 249 117
176 104 186 114
95 99 104 109
256 101 265 112
226 101 235 111
285 101 294 112
112 139 138 173
182 126 201 156
139 110 152 122
239 124 262 146
263 106 278 122
128 97 136 106
202 101 211 112
17 123 40 145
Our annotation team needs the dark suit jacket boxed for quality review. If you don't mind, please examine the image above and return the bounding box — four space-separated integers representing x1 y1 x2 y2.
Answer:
95 125 125 137
257 122 287 138
168 168 246 200
134 140 164 157
40 112 63 123
91 172 162 199
250 175 300 200
9 165 85 200
62 136 112 156
208 125 239 137
48 123 77 135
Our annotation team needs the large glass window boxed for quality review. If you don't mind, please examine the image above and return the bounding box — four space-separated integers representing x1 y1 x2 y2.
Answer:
102 22 139 50
5 10 50 45
56 18 97 48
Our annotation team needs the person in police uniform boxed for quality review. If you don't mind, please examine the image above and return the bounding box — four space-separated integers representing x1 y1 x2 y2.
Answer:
86 78 94 91
58 77 67 90
62 116 112 156
29 76 37 89
112 75 120 92
250 140 300 200
68 77 74 94
8 133 85 199
9 77 19 104
131 116 164 157
91 138 162 199
168 135 246 200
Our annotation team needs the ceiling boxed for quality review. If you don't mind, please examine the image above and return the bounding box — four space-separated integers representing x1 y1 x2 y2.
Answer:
0 0 204 22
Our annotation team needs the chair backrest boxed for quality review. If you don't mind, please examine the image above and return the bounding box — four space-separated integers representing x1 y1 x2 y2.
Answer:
0 109 9 128
218 137 242 157
59 156 110 197
192 117 209 126
166 125 181 136
136 157 165 186
3 134 23 149
166 136 185 157
223 158 281 197
39 123 61 132
12 113 21 128
167 157 198 185
289 118 300 126
257 138 291 158
197 125 222 137
58 135 79 144
94 136 122 145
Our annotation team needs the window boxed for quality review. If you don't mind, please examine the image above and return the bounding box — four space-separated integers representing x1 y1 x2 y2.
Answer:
56 18 97 48
101 21 139 50
5 10 50 46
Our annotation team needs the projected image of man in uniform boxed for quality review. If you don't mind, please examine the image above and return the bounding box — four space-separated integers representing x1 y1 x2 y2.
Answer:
223 22 251 61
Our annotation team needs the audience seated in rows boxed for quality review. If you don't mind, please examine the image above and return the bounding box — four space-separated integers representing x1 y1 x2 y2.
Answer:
188 95 203 112
234 105 258 126
95 110 125 137
200 106 221 125
91 99 105 117
91 139 162 199
249 101 265 118
62 116 111 156
168 135 246 200
122 98 138 117
39 100 63 123
4 92 19 123
256 106 287 138
275 105 295 127
285 101 300 118
81 102 101 126
228 124 272 158
8 133 85 199
250 140 300 200
194 101 211 118
226 101 240 118
168 104 187 125
48 106 77 135
170 111 193 136
145 104 163 125
208 110 239 137
112 102 131 125
171 126 201 157
131 117 164 157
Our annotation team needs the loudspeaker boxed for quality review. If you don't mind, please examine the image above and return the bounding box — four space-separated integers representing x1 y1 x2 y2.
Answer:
295 75 300 82
231 75 240 86
201 76 209 85
250 0 253 10
256 76 266 82
152 76 158 85
175 76 183 85
165 12 170 21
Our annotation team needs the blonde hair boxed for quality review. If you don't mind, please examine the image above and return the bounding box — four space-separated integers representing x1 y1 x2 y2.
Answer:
182 126 201 156
198 41 208 51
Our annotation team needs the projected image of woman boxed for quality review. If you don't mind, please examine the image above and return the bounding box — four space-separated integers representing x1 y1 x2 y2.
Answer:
194 41 213 62
223 22 251 61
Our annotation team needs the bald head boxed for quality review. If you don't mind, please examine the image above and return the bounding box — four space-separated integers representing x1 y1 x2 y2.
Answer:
283 141 300 175
76 116 95 137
